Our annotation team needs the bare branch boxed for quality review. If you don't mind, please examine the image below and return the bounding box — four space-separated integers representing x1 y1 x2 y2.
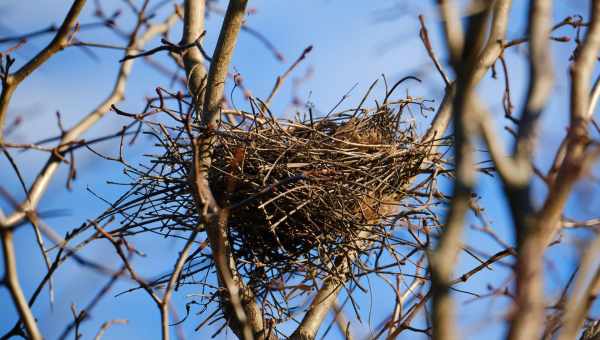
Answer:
0 229 42 340
2 10 180 228
0 0 86 141
202 0 248 126
264 45 313 108
430 2 512 339
182 1 276 339
558 235 600 340
538 0 600 247
160 230 200 340
424 0 511 144
332 300 353 340
418 15 450 87
94 319 128 340
182 0 208 108
289 274 345 340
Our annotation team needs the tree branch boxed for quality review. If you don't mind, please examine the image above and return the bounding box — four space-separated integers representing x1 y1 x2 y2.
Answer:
504 1 553 339
2 10 180 229
182 1 277 339
430 2 512 340
558 235 600 340
0 0 86 142
182 0 208 108
536 0 600 247
1 229 42 340
202 0 248 126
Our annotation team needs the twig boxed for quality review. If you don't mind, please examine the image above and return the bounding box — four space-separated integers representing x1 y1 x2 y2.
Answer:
264 45 313 108
418 15 450 86
93 319 128 340
160 230 200 340
119 36 207 62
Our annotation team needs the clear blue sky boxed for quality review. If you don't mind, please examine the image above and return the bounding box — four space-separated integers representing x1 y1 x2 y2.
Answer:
1 1 597 339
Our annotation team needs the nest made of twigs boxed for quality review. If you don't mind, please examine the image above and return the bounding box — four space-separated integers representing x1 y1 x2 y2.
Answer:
209 108 429 271
103 100 442 305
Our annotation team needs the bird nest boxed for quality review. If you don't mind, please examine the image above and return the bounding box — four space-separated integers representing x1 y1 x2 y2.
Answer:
209 109 428 271
101 97 445 309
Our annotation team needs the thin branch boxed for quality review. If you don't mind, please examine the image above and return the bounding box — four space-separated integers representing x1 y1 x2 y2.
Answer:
2 10 180 228
160 230 200 340
418 15 450 86
0 0 86 141
93 319 128 340
264 45 313 108
0 229 42 340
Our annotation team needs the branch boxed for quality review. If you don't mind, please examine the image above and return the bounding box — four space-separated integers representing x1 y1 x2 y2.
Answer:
264 45 313 108
2 10 180 228
182 1 277 339
504 1 553 339
0 2 90 339
160 230 200 340
289 271 345 339
332 300 353 340
93 319 128 340
535 0 600 247
0 229 42 340
202 0 248 126
423 0 511 144
182 0 208 109
429 2 512 340
558 235 600 340
0 0 86 142
119 37 207 62
418 15 450 86
188 134 257 340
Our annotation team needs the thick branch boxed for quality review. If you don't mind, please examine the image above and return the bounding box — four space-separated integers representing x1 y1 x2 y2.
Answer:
535 0 600 247
430 2 512 339
505 1 553 339
202 0 248 126
182 1 277 339
182 0 207 108
289 266 346 340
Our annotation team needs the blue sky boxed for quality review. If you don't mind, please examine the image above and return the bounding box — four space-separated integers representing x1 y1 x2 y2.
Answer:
1 1 598 339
